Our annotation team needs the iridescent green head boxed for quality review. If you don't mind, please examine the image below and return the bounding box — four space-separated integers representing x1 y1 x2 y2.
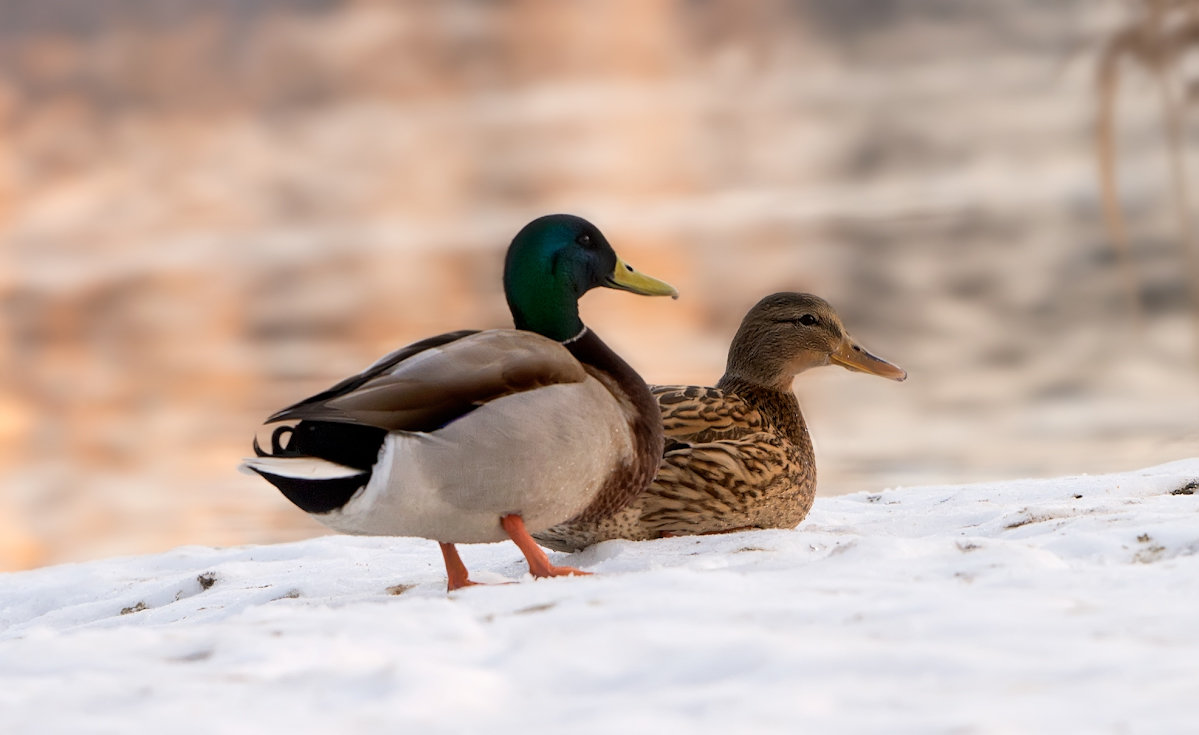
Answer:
502 214 678 342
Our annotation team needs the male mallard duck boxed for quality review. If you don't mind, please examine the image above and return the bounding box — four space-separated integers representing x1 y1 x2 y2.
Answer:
533 292 905 551
241 214 677 590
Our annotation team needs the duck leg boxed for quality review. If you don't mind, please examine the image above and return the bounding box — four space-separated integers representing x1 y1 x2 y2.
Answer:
500 514 591 580
439 542 480 591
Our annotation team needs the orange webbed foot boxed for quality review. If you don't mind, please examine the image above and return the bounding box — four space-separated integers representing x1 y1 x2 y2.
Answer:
500 514 592 582
530 563 592 580
440 542 482 591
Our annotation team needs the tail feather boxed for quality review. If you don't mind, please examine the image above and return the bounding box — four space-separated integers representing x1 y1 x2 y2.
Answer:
243 420 383 515
239 455 365 481
241 455 371 515
245 419 386 515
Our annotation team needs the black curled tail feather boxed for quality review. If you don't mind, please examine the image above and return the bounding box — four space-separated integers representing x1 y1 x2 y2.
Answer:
252 426 294 458
248 420 387 515
274 421 386 471
272 426 294 454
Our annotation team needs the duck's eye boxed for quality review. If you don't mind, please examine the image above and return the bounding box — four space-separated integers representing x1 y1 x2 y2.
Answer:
575 233 593 248
796 314 819 327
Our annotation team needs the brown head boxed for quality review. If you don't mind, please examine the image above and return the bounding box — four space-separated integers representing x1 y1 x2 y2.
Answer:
722 292 907 391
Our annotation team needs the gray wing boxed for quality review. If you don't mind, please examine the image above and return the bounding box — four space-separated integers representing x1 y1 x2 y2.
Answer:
267 330 587 432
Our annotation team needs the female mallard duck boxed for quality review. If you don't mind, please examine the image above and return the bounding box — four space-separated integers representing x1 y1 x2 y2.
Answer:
533 292 905 551
241 214 677 590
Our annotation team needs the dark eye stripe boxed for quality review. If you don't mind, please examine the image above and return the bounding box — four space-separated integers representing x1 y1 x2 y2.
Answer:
775 315 820 326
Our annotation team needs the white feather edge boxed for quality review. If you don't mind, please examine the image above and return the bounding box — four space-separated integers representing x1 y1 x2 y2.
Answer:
239 456 366 480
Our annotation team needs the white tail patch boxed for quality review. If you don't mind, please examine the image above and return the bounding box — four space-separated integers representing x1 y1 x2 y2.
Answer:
239 456 366 480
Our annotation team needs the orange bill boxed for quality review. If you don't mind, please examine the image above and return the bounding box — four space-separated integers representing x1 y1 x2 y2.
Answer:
830 338 907 381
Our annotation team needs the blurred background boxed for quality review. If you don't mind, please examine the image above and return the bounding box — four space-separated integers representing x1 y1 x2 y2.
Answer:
3 0 1198 571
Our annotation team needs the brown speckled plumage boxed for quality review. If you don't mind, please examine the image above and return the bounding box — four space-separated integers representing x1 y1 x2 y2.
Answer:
534 292 905 552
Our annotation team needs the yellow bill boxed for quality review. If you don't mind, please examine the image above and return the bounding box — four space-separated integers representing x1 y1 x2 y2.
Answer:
604 256 679 299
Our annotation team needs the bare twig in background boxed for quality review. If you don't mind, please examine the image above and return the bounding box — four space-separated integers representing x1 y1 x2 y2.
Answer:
1096 0 1199 346
1096 22 1147 323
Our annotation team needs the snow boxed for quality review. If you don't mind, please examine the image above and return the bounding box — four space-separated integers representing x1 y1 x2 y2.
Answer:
2 459 1198 735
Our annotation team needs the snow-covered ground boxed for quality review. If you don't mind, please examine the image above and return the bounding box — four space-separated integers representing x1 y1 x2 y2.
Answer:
2 459 1197 734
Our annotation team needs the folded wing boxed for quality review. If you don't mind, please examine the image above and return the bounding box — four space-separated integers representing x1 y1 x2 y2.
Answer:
270 329 589 432
651 385 766 444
